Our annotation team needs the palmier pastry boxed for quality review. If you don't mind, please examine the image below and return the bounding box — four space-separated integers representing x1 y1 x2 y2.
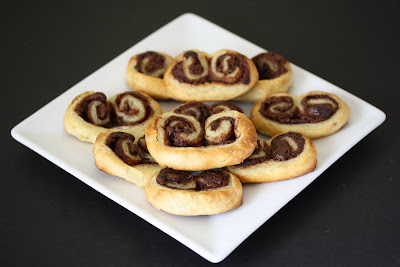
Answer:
234 52 292 102
126 51 173 100
145 168 243 216
163 49 259 101
250 91 350 138
145 107 258 171
226 132 317 183
64 91 162 143
93 132 162 187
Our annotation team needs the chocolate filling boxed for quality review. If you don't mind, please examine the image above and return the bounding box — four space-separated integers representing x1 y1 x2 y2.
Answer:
163 116 204 147
252 52 288 80
259 95 338 124
173 101 210 124
237 132 305 167
75 92 110 126
156 168 230 190
113 91 154 126
135 51 166 77
209 103 243 115
106 132 142 166
75 92 154 128
171 51 251 85
106 132 155 165
206 117 236 145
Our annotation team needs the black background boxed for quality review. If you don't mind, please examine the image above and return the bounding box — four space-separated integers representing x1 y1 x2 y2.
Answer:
2 1 399 265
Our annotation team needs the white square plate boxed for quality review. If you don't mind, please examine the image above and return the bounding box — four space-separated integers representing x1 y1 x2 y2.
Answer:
11 13 385 263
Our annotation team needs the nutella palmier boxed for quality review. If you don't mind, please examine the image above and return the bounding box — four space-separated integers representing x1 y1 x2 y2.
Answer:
93 132 162 187
226 132 317 183
145 107 257 171
126 51 173 100
64 91 162 143
163 49 259 101
234 52 293 102
145 168 243 216
250 91 350 138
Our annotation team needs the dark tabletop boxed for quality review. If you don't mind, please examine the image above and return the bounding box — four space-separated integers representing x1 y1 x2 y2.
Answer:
2 1 399 266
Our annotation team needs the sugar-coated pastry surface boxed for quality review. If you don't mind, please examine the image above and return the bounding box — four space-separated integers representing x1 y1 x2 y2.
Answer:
226 132 317 183
64 91 162 143
145 168 243 216
250 91 350 138
163 49 259 101
234 52 293 102
126 51 173 100
145 102 257 171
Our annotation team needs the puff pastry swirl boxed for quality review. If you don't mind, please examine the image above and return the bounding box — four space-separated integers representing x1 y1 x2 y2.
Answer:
64 91 162 143
93 132 162 188
126 51 173 100
163 49 259 101
226 132 317 183
250 91 350 138
145 104 257 171
234 51 293 102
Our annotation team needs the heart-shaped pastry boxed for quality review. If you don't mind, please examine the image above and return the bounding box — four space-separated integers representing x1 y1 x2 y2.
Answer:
64 91 162 143
250 91 350 138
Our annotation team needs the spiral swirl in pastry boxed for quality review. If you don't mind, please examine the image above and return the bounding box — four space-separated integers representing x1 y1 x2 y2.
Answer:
209 50 251 84
145 168 243 215
74 92 111 126
164 49 259 101
226 132 317 183
145 107 257 171
126 51 173 100
93 131 161 188
172 101 210 124
64 91 162 143
250 91 350 138
163 114 205 147
134 51 170 78
109 91 154 126
234 51 293 102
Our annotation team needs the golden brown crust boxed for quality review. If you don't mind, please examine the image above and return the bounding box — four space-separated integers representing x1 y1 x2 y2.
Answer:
125 52 173 100
93 132 162 188
234 60 292 102
250 91 350 138
145 110 258 171
64 91 162 143
163 49 259 101
145 170 243 216
226 132 317 183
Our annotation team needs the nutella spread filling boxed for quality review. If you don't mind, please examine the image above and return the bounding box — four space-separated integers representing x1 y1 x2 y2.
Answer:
106 132 142 166
206 117 236 145
260 95 338 124
75 92 111 126
75 92 154 128
163 115 205 147
236 132 305 167
171 51 251 85
135 51 166 77
156 168 230 191
252 52 288 80
106 132 154 165
171 51 209 84
165 102 243 147
113 92 154 126
209 103 243 115
173 101 210 124
210 53 251 85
